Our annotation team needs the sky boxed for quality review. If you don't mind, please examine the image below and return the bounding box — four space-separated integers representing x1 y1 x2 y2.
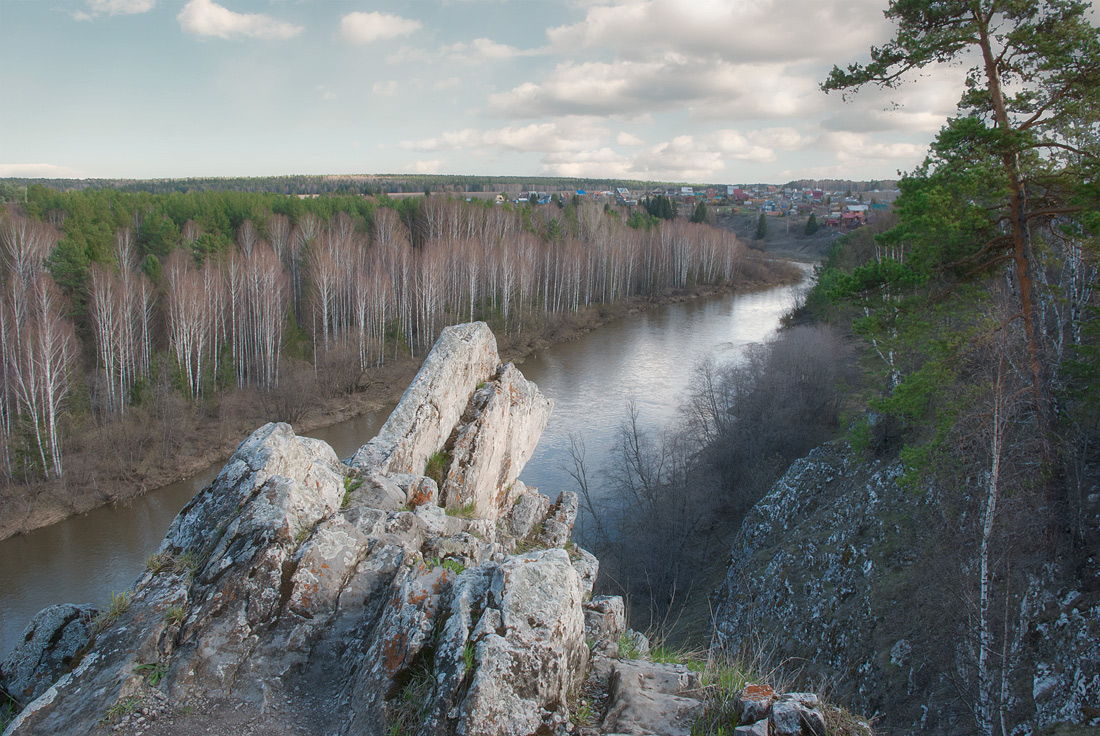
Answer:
0 0 1071 184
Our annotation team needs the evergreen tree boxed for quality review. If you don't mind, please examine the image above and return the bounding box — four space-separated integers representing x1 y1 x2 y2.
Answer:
690 201 707 224
804 213 819 236
754 213 767 240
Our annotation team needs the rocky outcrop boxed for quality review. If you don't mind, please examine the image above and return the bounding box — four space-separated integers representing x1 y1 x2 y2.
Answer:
0 323 583 736
711 441 1100 736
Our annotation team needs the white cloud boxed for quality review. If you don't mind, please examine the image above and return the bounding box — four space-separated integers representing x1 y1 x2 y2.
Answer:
710 131 775 163
820 65 966 135
177 0 302 40
73 0 154 20
488 57 822 121
400 121 608 154
316 85 337 101
535 130 781 180
0 163 84 178
405 159 445 174
339 12 422 44
88 0 155 15
540 148 633 178
372 81 399 96
747 127 813 150
436 37 542 64
616 132 644 146
546 0 891 66
471 38 522 59
434 77 463 90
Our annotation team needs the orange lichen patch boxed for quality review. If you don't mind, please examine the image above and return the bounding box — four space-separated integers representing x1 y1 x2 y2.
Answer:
743 683 775 700
382 631 409 673
409 486 433 507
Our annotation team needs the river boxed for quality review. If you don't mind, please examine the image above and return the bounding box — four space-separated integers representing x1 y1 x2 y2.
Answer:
0 272 809 657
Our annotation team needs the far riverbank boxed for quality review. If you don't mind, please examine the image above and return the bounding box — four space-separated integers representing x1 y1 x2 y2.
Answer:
0 255 803 542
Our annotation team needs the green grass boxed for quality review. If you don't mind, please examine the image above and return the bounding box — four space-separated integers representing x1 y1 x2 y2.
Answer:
164 604 187 625
463 641 476 672
102 697 139 724
424 450 451 487
173 551 198 580
387 658 435 736
342 475 364 509
145 550 172 573
135 662 167 687
94 591 131 632
618 633 644 660
1 689 18 733
445 500 477 518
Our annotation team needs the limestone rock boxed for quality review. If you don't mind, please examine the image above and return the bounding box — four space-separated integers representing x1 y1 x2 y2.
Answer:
735 683 776 725
770 693 826 736
349 321 501 476
734 720 770 736
539 491 579 548
599 659 704 736
584 595 626 655
0 603 96 704
441 363 553 518
504 483 550 539
429 549 588 736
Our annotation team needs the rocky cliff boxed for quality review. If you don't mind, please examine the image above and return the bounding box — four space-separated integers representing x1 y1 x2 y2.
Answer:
711 441 1100 736
4 322 777 736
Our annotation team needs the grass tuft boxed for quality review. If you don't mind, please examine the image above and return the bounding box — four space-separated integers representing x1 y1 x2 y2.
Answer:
102 697 139 724
445 499 477 518
424 450 451 487
164 604 187 626
94 590 131 632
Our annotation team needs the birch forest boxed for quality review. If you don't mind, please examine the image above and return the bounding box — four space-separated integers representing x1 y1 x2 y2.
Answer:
0 188 747 487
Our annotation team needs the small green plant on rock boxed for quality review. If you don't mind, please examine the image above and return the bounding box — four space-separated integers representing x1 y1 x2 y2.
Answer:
164 604 186 626
342 475 364 509
145 550 172 573
618 633 643 660
442 558 466 575
424 450 450 487
463 641 476 672
445 499 477 518
388 658 435 736
94 591 131 632
1 688 19 733
173 551 198 580
102 697 139 724
135 661 167 687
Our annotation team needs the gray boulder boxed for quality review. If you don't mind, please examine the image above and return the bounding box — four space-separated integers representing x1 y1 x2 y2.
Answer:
599 659 704 736
0 603 96 704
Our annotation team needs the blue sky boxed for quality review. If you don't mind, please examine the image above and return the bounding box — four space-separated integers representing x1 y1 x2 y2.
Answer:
0 0 1055 183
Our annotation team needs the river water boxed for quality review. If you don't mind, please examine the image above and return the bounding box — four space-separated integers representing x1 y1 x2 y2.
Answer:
0 272 808 657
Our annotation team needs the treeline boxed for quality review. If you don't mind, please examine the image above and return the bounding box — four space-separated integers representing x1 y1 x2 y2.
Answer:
0 174 680 199
783 178 898 192
0 189 745 485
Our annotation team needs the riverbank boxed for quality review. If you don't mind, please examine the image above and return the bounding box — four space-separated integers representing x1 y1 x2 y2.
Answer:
0 255 803 542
